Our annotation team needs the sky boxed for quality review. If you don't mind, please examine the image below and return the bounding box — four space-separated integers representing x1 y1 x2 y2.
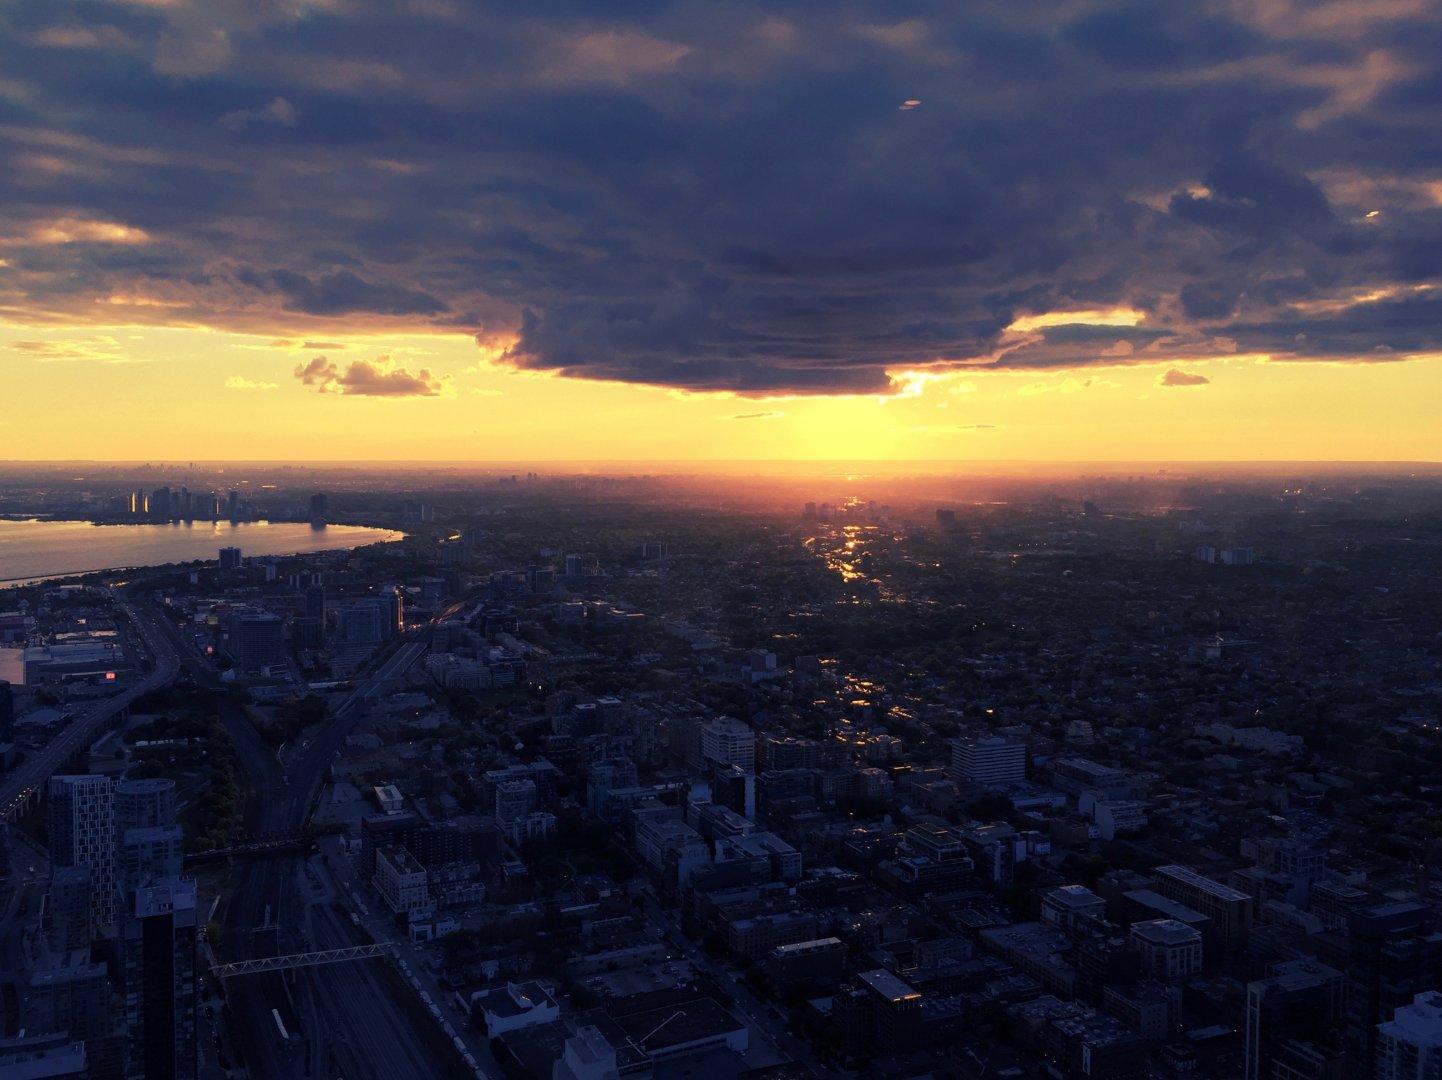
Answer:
2 0 1441 461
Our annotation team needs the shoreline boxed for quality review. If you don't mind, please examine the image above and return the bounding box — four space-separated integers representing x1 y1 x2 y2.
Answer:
0 520 405 590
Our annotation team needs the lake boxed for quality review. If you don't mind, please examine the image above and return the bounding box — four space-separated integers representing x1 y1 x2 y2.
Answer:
0 518 402 587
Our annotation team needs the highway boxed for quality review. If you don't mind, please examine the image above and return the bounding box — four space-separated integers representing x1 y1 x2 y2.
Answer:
141 604 451 1080
0 599 180 822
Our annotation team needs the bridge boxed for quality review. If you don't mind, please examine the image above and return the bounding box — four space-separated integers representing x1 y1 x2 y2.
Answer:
210 943 394 979
184 831 312 865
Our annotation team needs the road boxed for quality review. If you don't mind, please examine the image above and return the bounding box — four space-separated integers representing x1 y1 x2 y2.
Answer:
642 894 816 1068
143 603 451 1080
0 599 180 822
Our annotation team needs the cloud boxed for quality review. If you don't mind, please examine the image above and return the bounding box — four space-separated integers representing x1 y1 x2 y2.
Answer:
729 410 784 420
293 356 338 387
1 0 1441 393
293 355 450 397
910 422 999 435
225 375 278 390
1158 368 1211 387
219 97 298 131
11 336 136 363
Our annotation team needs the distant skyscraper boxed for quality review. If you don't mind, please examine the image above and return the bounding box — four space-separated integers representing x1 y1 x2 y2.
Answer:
217 546 242 571
226 489 238 522
47 775 115 929
309 491 328 526
119 878 198 1080
150 487 171 522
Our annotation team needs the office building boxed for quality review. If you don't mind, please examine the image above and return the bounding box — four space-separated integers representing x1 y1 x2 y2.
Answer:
949 735 1027 788
701 718 756 773
118 877 197 1080
1130 919 1204 981
1042 885 1107 931
1377 991 1442 1080
309 491 328 526
0 679 12 742
217 546 242 571
1244 960 1345 1080
47 775 115 929
338 601 387 645
1153 865 1253 949
1338 901 1441 1072
230 613 285 673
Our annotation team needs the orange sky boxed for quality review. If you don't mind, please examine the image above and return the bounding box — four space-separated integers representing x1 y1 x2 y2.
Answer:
4 319 1439 461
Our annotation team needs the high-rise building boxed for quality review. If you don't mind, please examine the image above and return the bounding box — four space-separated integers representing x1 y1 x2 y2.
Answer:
217 546 242 571
386 585 405 636
150 487 171 522
230 613 285 673
701 718 756 773
46 866 93 955
0 678 12 743
115 778 176 834
1244 960 1345 1080
226 490 238 522
117 826 184 896
47 775 115 929
21 961 112 1055
949 736 1028 788
337 599 390 644
1337 902 1441 1072
118 877 197 1080
304 584 327 621
1377 991 1442 1079
309 491 328 526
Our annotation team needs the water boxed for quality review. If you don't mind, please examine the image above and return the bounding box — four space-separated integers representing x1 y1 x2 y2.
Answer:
0 518 402 587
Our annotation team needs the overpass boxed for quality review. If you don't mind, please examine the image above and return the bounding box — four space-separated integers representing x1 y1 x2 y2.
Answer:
0 601 179 823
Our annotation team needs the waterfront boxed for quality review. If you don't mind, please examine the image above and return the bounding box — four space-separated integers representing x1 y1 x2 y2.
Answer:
0 519 401 586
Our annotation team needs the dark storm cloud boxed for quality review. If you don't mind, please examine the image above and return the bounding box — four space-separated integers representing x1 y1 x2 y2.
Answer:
3 0 1442 392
